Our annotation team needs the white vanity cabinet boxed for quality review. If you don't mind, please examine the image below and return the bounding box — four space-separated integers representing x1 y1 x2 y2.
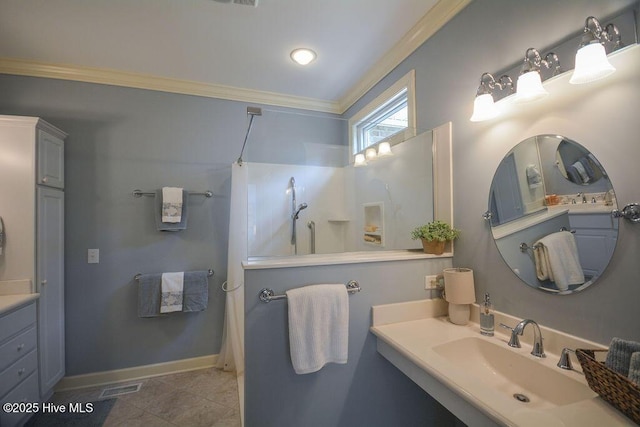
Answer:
0 115 66 401
0 302 39 427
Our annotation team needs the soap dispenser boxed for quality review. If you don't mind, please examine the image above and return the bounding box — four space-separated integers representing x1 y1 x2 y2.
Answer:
480 292 494 336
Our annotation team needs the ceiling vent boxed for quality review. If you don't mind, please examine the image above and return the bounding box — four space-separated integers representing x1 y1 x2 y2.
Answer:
213 0 258 6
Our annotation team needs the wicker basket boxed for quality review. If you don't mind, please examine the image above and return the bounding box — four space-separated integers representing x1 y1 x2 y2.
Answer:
576 349 640 424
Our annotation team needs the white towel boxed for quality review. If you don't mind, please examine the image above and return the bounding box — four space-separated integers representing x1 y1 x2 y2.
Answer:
533 231 584 291
162 187 183 223
160 272 184 313
286 284 348 374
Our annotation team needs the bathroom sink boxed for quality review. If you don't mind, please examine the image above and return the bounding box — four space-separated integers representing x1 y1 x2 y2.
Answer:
547 203 612 214
432 337 595 409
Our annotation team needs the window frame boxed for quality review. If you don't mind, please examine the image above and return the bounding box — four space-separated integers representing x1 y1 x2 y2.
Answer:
348 70 416 162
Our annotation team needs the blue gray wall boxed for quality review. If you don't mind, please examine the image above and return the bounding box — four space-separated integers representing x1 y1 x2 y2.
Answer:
244 258 455 427
344 0 640 345
0 76 342 375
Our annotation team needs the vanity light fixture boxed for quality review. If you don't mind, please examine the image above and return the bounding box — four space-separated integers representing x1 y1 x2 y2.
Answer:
365 147 378 161
290 48 317 66
469 73 513 122
377 141 393 157
514 48 560 103
354 153 367 167
570 16 621 84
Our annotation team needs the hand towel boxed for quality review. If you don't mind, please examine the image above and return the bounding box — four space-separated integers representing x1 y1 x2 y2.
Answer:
605 337 640 377
526 164 543 188
155 190 189 231
566 165 582 184
629 352 640 386
286 284 349 374
572 161 590 183
160 272 184 313
183 270 209 312
578 157 596 180
162 187 183 223
137 273 161 317
533 231 584 291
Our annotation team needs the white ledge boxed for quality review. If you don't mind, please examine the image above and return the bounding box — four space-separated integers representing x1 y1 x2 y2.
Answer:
243 250 452 270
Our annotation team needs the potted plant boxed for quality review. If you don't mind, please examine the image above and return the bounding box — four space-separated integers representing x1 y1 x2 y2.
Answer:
410 220 460 255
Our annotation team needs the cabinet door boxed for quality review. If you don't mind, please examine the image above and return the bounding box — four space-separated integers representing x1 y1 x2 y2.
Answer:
36 187 65 397
37 129 64 189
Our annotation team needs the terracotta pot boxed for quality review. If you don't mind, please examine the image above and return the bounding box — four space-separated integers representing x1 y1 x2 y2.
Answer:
421 239 445 255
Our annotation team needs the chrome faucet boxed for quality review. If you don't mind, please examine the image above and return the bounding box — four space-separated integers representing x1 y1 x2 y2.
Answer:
500 319 546 358
577 192 587 203
557 348 575 370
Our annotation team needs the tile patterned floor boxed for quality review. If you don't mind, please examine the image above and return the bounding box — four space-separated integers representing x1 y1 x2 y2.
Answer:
52 367 241 427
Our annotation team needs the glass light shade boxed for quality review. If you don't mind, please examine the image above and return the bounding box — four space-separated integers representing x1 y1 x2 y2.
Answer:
377 141 393 157
365 147 377 161
354 153 367 167
290 48 317 65
570 43 616 85
514 71 548 103
469 93 499 122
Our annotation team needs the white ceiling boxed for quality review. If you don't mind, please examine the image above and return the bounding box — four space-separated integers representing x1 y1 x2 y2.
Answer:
0 0 468 112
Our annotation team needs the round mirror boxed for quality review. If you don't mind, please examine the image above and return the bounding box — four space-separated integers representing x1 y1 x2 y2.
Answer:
487 135 618 295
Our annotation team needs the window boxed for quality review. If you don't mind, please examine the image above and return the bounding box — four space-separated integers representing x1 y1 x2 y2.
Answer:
349 70 416 159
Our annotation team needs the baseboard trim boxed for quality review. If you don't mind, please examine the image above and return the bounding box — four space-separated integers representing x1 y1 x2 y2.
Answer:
56 354 218 391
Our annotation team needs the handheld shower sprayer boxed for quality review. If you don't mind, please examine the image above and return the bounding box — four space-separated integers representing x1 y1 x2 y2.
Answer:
293 203 308 219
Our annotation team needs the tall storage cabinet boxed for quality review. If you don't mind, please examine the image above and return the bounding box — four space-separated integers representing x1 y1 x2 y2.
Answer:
0 115 66 401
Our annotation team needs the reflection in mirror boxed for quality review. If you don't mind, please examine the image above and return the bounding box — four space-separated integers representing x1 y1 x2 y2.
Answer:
488 135 618 295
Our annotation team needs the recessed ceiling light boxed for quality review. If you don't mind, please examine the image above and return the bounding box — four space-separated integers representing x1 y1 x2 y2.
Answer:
290 48 317 65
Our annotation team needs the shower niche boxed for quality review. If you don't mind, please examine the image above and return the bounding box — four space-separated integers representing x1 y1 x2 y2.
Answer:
363 202 384 246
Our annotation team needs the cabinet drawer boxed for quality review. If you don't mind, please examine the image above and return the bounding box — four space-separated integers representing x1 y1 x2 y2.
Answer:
0 327 37 372
0 371 39 427
0 303 36 343
0 349 37 398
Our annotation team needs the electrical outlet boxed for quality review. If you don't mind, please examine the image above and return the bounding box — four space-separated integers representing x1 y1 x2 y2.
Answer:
425 275 438 289
88 248 99 264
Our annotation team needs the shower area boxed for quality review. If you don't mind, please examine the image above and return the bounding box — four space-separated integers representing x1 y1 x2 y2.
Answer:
237 107 434 257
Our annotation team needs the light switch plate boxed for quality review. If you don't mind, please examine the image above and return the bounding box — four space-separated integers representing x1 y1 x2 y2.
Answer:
88 248 99 264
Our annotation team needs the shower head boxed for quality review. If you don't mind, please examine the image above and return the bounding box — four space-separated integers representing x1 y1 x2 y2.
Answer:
293 202 308 219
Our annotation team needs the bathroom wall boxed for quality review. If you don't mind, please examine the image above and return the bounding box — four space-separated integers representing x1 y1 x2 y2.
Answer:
345 0 640 345
244 258 456 427
0 77 343 375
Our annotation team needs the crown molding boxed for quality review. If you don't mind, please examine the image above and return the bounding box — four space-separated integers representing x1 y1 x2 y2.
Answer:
337 0 473 113
0 0 469 115
0 57 341 114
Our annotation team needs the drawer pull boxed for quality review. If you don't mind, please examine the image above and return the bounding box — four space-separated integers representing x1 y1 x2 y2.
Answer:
17 343 24 352
41 280 47 286
42 177 48 183
18 368 26 376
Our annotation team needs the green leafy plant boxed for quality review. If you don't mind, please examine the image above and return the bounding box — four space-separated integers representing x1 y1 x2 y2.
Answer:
410 220 460 242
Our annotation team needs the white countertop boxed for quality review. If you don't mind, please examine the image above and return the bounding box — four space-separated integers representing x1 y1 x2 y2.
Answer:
0 293 39 316
370 299 634 426
0 279 38 315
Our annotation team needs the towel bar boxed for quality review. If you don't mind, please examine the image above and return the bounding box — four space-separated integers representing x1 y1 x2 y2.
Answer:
259 280 361 303
132 189 213 198
134 269 214 281
520 227 575 252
